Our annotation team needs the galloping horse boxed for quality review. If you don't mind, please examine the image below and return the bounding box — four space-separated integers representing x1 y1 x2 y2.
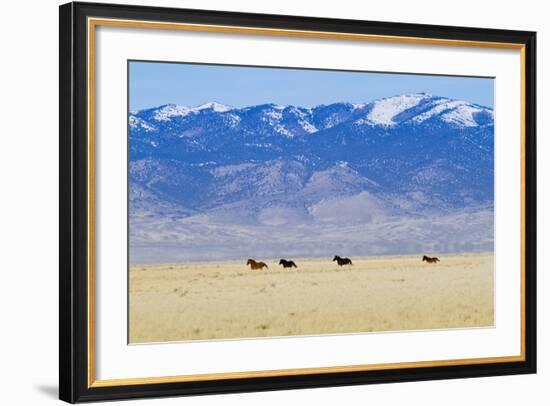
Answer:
279 259 297 269
246 259 269 270
333 255 353 266
422 255 440 263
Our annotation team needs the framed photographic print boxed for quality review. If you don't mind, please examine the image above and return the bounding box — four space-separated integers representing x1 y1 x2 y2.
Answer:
59 1 537 403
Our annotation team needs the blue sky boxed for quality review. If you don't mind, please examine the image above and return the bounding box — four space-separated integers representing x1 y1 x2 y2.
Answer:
129 61 494 111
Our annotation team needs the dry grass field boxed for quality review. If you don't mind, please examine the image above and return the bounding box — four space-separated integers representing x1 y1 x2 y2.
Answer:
129 253 494 343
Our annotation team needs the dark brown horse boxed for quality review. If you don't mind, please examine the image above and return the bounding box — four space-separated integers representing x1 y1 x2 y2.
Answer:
422 255 440 263
333 255 353 266
279 259 297 269
246 259 269 270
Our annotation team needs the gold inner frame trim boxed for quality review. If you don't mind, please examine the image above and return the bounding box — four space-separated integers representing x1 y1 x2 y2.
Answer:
87 17 527 388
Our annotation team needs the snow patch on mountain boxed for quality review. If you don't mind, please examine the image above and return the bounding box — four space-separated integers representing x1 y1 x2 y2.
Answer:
273 124 293 137
294 109 318 133
441 104 492 127
147 102 233 121
358 93 432 126
195 101 233 112
300 120 318 133
129 115 156 132
224 113 241 128
152 104 192 121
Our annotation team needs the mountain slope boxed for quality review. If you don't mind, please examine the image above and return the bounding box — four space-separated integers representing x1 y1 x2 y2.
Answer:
128 93 494 262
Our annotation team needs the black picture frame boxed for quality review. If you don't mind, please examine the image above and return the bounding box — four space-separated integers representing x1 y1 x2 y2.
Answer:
60 1 536 403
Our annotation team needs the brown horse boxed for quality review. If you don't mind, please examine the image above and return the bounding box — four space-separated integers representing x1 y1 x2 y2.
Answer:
333 255 353 266
279 259 297 269
422 255 440 263
246 259 269 270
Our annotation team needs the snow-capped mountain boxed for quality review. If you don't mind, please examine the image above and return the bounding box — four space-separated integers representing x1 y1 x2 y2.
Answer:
129 93 494 263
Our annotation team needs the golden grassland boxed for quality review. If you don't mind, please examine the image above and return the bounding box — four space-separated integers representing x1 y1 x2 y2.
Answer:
129 253 494 343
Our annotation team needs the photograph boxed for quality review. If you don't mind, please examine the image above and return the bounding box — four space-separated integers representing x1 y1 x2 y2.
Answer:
128 61 495 343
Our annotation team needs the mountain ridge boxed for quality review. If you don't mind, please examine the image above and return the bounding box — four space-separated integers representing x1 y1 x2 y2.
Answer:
130 93 493 134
